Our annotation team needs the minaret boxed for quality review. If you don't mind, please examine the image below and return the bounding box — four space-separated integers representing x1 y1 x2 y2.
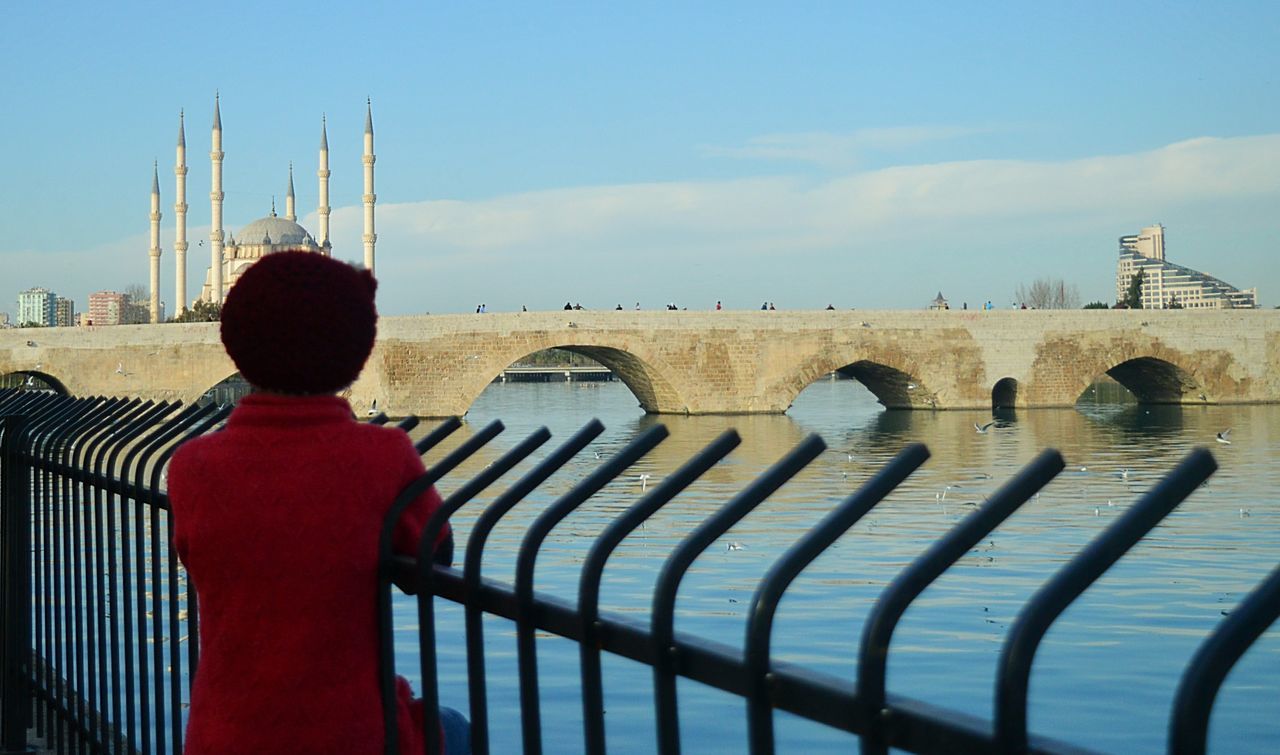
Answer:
209 93 225 304
317 115 331 253
285 162 296 222
149 162 163 323
362 99 377 273
174 110 189 315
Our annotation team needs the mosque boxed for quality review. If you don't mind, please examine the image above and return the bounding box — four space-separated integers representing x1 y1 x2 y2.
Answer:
145 94 377 322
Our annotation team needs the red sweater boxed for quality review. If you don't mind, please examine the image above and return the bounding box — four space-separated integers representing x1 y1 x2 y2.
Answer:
169 393 448 754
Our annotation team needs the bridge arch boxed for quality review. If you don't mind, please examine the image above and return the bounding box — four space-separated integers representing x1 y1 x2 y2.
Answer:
992 377 1018 410
838 361 935 409
559 346 686 412
775 352 935 411
1 370 69 395
197 372 252 407
1102 357 1201 404
456 343 691 416
1030 335 1211 407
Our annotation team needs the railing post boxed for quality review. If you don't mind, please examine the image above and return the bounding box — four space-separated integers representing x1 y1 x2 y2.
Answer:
1 415 33 753
995 447 1218 753
1169 562 1280 755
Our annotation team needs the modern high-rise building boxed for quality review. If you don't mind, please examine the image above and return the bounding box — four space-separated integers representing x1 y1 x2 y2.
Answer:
1115 225 1258 309
88 291 128 325
1119 226 1165 261
54 297 75 327
17 287 57 327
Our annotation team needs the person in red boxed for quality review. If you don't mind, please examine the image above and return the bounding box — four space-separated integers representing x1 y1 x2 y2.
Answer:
168 251 467 754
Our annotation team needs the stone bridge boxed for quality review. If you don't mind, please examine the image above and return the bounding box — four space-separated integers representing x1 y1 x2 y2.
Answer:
2 310 1278 416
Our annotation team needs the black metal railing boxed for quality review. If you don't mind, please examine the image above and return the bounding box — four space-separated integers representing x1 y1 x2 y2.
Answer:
2 387 1277 754
1 390 231 755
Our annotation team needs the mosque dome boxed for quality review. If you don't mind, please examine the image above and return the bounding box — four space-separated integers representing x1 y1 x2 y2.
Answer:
236 214 315 246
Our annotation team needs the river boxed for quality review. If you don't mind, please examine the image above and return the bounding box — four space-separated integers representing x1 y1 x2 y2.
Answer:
392 378 1278 754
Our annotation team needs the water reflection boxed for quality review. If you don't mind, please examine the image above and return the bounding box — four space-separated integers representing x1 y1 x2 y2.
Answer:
1079 402 1187 436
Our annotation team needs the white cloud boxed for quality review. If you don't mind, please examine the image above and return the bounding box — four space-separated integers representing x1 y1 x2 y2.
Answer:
359 134 1280 311
6 134 1278 316
700 126 995 167
355 134 1280 253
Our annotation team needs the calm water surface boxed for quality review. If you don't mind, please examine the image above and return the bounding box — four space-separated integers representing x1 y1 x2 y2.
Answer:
393 379 1278 754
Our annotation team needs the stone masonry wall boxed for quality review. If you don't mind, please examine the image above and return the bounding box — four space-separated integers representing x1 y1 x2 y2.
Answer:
3 310 1277 416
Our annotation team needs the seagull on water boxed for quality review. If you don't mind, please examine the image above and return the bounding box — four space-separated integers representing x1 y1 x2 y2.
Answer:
115 362 127 375
726 541 746 551
974 421 996 434
1216 429 1232 445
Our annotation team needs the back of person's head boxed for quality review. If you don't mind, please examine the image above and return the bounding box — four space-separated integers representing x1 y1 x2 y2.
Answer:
220 251 378 395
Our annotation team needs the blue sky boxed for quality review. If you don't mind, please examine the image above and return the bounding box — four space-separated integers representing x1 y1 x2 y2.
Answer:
2 1 1277 316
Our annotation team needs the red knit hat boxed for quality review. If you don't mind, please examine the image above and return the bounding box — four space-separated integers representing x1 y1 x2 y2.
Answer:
220 251 378 394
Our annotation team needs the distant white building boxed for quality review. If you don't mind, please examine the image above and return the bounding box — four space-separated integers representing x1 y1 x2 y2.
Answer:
17 287 56 326
1115 225 1257 309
